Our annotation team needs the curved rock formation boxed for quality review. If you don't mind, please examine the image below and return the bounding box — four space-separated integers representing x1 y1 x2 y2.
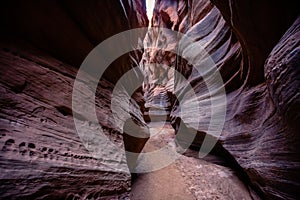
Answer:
0 0 148 199
142 0 300 199
212 0 299 86
0 0 299 199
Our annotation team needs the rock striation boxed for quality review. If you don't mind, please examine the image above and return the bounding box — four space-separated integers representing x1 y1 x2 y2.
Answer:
0 0 299 199
0 0 149 199
142 0 300 199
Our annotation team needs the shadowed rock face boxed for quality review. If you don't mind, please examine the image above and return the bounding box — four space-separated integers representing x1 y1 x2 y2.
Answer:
0 0 148 199
0 0 299 199
212 0 299 86
142 0 300 199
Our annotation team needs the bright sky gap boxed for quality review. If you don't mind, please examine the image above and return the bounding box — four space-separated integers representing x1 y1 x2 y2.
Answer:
146 0 155 26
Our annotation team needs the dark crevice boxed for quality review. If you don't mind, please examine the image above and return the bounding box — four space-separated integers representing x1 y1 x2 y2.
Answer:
55 106 72 116
11 80 27 94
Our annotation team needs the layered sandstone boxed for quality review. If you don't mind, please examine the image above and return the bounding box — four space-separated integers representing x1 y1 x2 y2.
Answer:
0 0 148 199
142 0 300 199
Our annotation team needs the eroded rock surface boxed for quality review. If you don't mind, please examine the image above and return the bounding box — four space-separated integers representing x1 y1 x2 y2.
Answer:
0 0 299 199
142 0 300 199
0 0 148 199
0 41 130 199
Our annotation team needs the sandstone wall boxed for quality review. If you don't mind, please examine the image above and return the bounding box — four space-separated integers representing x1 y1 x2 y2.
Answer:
142 0 300 199
0 0 148 199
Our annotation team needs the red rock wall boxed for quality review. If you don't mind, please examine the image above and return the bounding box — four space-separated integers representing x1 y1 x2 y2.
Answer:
0 0 148 199
144 0 300 199
212 0 299 86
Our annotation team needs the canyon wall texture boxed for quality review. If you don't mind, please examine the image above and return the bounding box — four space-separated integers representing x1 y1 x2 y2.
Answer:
143 0 299 199
0 0 148 199
0 0 299 199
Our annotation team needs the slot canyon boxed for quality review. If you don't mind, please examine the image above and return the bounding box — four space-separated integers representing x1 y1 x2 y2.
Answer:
0 0 299 199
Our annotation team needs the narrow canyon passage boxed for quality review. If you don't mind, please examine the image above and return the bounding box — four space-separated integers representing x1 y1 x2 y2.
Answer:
0 0 299 199
131 122 254 200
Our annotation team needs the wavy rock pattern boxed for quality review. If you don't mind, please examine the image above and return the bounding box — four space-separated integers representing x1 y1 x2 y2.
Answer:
0 0 299 199
0 0 148 199
143 0 300 199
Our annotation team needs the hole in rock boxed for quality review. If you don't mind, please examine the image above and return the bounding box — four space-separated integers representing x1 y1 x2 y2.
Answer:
0 0 297 199
5 139 14 146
